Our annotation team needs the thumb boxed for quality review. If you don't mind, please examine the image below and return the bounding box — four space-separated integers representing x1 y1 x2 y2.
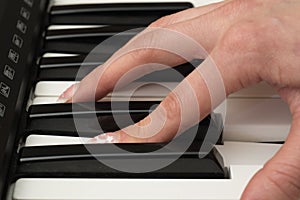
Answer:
241 88 300 200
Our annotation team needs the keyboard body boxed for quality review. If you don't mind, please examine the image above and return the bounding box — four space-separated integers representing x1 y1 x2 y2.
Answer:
0 0 291 199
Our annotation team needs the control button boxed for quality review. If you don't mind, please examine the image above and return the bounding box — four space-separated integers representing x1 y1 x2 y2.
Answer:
24 0 34 7
20 7 30 20
12 34 23 48
3 65 15 80
8 49 19 64
16 20 27 34
0 103 6 117
0 82 11 98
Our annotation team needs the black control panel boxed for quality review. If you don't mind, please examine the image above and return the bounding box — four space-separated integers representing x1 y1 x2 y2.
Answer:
0 0 48 198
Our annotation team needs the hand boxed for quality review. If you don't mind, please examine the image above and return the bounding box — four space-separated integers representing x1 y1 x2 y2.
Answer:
60 0 300 199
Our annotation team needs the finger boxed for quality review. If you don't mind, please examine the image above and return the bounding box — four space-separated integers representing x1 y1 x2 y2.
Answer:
241 88 300 200
90 36 263 143
90 64 213 143
58 83 80 103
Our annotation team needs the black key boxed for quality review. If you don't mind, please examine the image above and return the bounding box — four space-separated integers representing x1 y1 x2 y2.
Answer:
27 113 215 137
50 3 193 26
26 101 223 143
37 60 203 81
46 25 141 40
38 65 97 81
17 143 226 179
29 101 158 118
27 102 158 136
20 142 202 162
44 27 139 54
40 55 105 69
44 36 132 54
27 113 151 137
17 153 226 179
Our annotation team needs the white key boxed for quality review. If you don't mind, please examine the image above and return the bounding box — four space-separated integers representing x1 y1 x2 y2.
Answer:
34 81 177 98
48 25 106 30
32 81 175 104
42 53 79 58
32 81 176 104
33 96 166 105
52 0 224 8
223 98 291 142
25 135 91 147
32 97 61 105
13 142 281 200
34 81 279 99
11 166 259 200
229 82 279 98
34 81 79 97
215 141 281 166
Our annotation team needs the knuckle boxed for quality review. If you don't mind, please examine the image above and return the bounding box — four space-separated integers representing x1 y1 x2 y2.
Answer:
214 22 266 89
234 0 261 10
242 18 287 85
132 122 148 139
220 21 267 53
129 47 157 63
124 37 157 63
162 92 181 122
221 18 282 54
220 20 279 61
124 32 160 62
215 17 287 90
149 15 173 28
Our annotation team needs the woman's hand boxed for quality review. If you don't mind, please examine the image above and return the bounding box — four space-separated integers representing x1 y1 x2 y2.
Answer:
60 0 300 199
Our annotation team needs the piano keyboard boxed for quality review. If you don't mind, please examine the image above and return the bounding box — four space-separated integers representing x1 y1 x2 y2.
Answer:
12 141 281 200
0 0 291 199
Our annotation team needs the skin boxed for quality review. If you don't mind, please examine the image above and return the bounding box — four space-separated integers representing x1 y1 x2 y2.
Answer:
60 0 300 199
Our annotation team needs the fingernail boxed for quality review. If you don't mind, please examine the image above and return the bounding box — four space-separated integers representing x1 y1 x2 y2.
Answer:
88 133 120 144
56 98 69 103
57 83 79 103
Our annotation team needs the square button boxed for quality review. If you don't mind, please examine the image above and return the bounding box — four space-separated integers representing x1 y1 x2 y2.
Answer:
20 7 30 20
12 34 23 48
0 82 10 98
16 20 27 34
3 65 15 80
8 49 19 64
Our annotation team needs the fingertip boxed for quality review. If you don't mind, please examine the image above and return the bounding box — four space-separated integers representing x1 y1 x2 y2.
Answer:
58 83 80 103
65 98 73 103
56 97 69 104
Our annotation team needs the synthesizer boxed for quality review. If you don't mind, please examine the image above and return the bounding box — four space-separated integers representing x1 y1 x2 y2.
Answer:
0 0 291 199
